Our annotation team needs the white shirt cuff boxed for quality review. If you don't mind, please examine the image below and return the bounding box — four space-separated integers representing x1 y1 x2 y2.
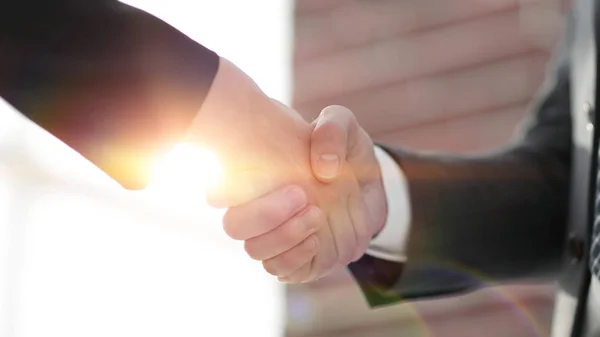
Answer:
365 146 411 263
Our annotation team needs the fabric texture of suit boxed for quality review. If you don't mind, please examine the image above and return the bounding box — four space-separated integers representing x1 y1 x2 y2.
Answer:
0 0 219 190
349 1 599 336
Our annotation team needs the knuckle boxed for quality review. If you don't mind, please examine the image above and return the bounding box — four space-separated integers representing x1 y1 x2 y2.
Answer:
262 260 279 276
304 235 320 254
316 120 344 138
302 207 324 233
265 253 293 277
292 266 312 284
243 240 261 261
281 271 301 284
306 214 324 235
284 218 307 244
283 208 323 245
286 275 303 284
265 236 320 278
320 106 356 130
328 251 341 271
303 259 318 282
339 247 355 266
315 259 333 280
321 105 354 119
221 211 242 240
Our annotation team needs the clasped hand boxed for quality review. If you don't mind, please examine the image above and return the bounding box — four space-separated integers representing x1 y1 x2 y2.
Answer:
207 104 387 283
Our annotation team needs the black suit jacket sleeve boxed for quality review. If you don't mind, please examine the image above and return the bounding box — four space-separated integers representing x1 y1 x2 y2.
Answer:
348 18 573 307
0 1 219 189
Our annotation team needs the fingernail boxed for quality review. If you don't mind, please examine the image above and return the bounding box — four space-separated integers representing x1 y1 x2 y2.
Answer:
317 154 340 179
285 186 307 213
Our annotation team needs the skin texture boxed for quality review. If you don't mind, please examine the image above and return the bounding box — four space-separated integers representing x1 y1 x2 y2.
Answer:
215 101 388 283
188 58 315 208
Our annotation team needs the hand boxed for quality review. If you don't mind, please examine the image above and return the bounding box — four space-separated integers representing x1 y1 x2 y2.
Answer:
222 105 388 283
187 58 315 208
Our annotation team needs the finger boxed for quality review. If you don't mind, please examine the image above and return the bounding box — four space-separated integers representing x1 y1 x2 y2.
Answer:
262 235 319 278
310 105 356 182
304 171 362 280
312 106 378 187
278 260 313 283
349 193 372 262
222 185 307 240
348 128 380 187
307 221 340 281
244 206 324 261
327 191 359 266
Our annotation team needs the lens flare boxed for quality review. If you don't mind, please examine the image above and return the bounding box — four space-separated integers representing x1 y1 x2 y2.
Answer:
143 144 223 213
148 144 220 189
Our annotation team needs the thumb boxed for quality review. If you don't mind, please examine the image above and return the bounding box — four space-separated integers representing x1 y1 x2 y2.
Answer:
310 105 355 182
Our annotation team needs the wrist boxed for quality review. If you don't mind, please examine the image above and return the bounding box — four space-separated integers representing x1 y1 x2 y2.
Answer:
367 146 411 262
188 57 314 206
187 57 269 147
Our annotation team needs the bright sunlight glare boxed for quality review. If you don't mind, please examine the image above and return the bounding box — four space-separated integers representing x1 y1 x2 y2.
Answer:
3 1 292 336
0 166 11 337
147 144 222 192
144 144 223 215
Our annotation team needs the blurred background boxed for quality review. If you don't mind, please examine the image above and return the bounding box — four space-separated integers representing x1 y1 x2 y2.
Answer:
288 1 571 337
0 0 573 336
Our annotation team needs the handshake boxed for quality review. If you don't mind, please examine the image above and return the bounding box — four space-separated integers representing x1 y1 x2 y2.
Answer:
190 60 389 284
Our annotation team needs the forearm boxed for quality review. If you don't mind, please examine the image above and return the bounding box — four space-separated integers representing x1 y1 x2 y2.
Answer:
351 23 573 305
2 1 219 189
186 57 313 207
2 1 313 196
388 48 573 287
395 144 569 279
350 143 571 306
188 57 311 173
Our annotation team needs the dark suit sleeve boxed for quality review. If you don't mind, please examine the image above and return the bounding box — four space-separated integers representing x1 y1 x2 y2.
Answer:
0 1 219 189
348 15 574 307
